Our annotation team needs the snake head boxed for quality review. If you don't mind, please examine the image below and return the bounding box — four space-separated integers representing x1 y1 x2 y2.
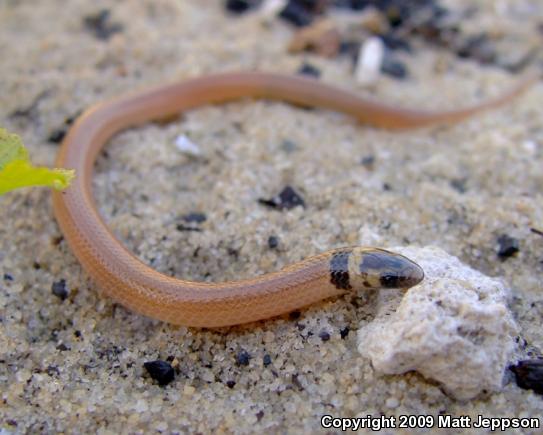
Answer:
330 247 424 291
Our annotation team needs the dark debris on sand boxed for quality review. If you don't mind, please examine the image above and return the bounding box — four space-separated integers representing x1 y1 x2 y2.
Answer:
510 359 543 395
224 0 533 71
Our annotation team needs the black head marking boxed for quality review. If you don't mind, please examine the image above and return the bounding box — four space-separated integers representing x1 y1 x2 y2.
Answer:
360 251 405 270
330 250 352 290
359 253 383 269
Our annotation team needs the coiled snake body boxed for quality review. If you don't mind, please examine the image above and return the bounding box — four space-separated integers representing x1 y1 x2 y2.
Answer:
53 72 535 326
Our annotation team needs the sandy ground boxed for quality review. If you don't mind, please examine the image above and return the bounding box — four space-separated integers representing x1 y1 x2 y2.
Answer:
1 0 542 433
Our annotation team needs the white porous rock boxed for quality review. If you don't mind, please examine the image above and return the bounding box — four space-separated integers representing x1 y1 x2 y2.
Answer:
357 246 518 401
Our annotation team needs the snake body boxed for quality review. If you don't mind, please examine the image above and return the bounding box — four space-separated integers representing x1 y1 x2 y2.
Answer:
52 72 535 327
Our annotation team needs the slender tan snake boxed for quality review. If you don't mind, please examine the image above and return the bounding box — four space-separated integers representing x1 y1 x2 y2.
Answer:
52 71 536 327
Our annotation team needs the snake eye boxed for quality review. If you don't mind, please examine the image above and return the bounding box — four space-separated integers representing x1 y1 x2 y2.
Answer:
379 273 402 287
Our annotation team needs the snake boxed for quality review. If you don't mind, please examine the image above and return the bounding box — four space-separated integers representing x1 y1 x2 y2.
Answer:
52 71 536 327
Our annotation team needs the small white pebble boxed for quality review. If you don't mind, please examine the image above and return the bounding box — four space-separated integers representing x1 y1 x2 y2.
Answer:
385 397 400 409
521 140 537 154
260 0 287 20
183 385 196 396
175 135 201 156
355 36 384 86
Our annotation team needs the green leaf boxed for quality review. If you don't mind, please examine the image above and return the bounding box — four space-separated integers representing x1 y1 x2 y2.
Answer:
0 128 75 195
0 128 28 170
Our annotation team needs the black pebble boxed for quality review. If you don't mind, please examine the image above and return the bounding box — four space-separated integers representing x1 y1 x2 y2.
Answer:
297 0 326 13
56 343 69 351
83 9 123 41
258 186 305 210
333 0 367 11
497 234 519 259
281 139 298 153
268 235 279 249
297 63 321 78
289 310 301 320
226 380 236 388
256 410 265 421
182 212 207 224
340 327 350 339
236 350 251 366
143 360 175 386
263 354 272 367
456 34 496 64
510 359 543 395
46 365 60 377
319 330 331 341
3 273 13 281
48 129 67 144
177 212 206 232
279 1 313 27
291 373 304 390
360 155 375 170
381 32 412 52
47 112 81 144
450 178 467 193
176 224 202 232
225 0 259 14
51 279 68 301
381 56 408 79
